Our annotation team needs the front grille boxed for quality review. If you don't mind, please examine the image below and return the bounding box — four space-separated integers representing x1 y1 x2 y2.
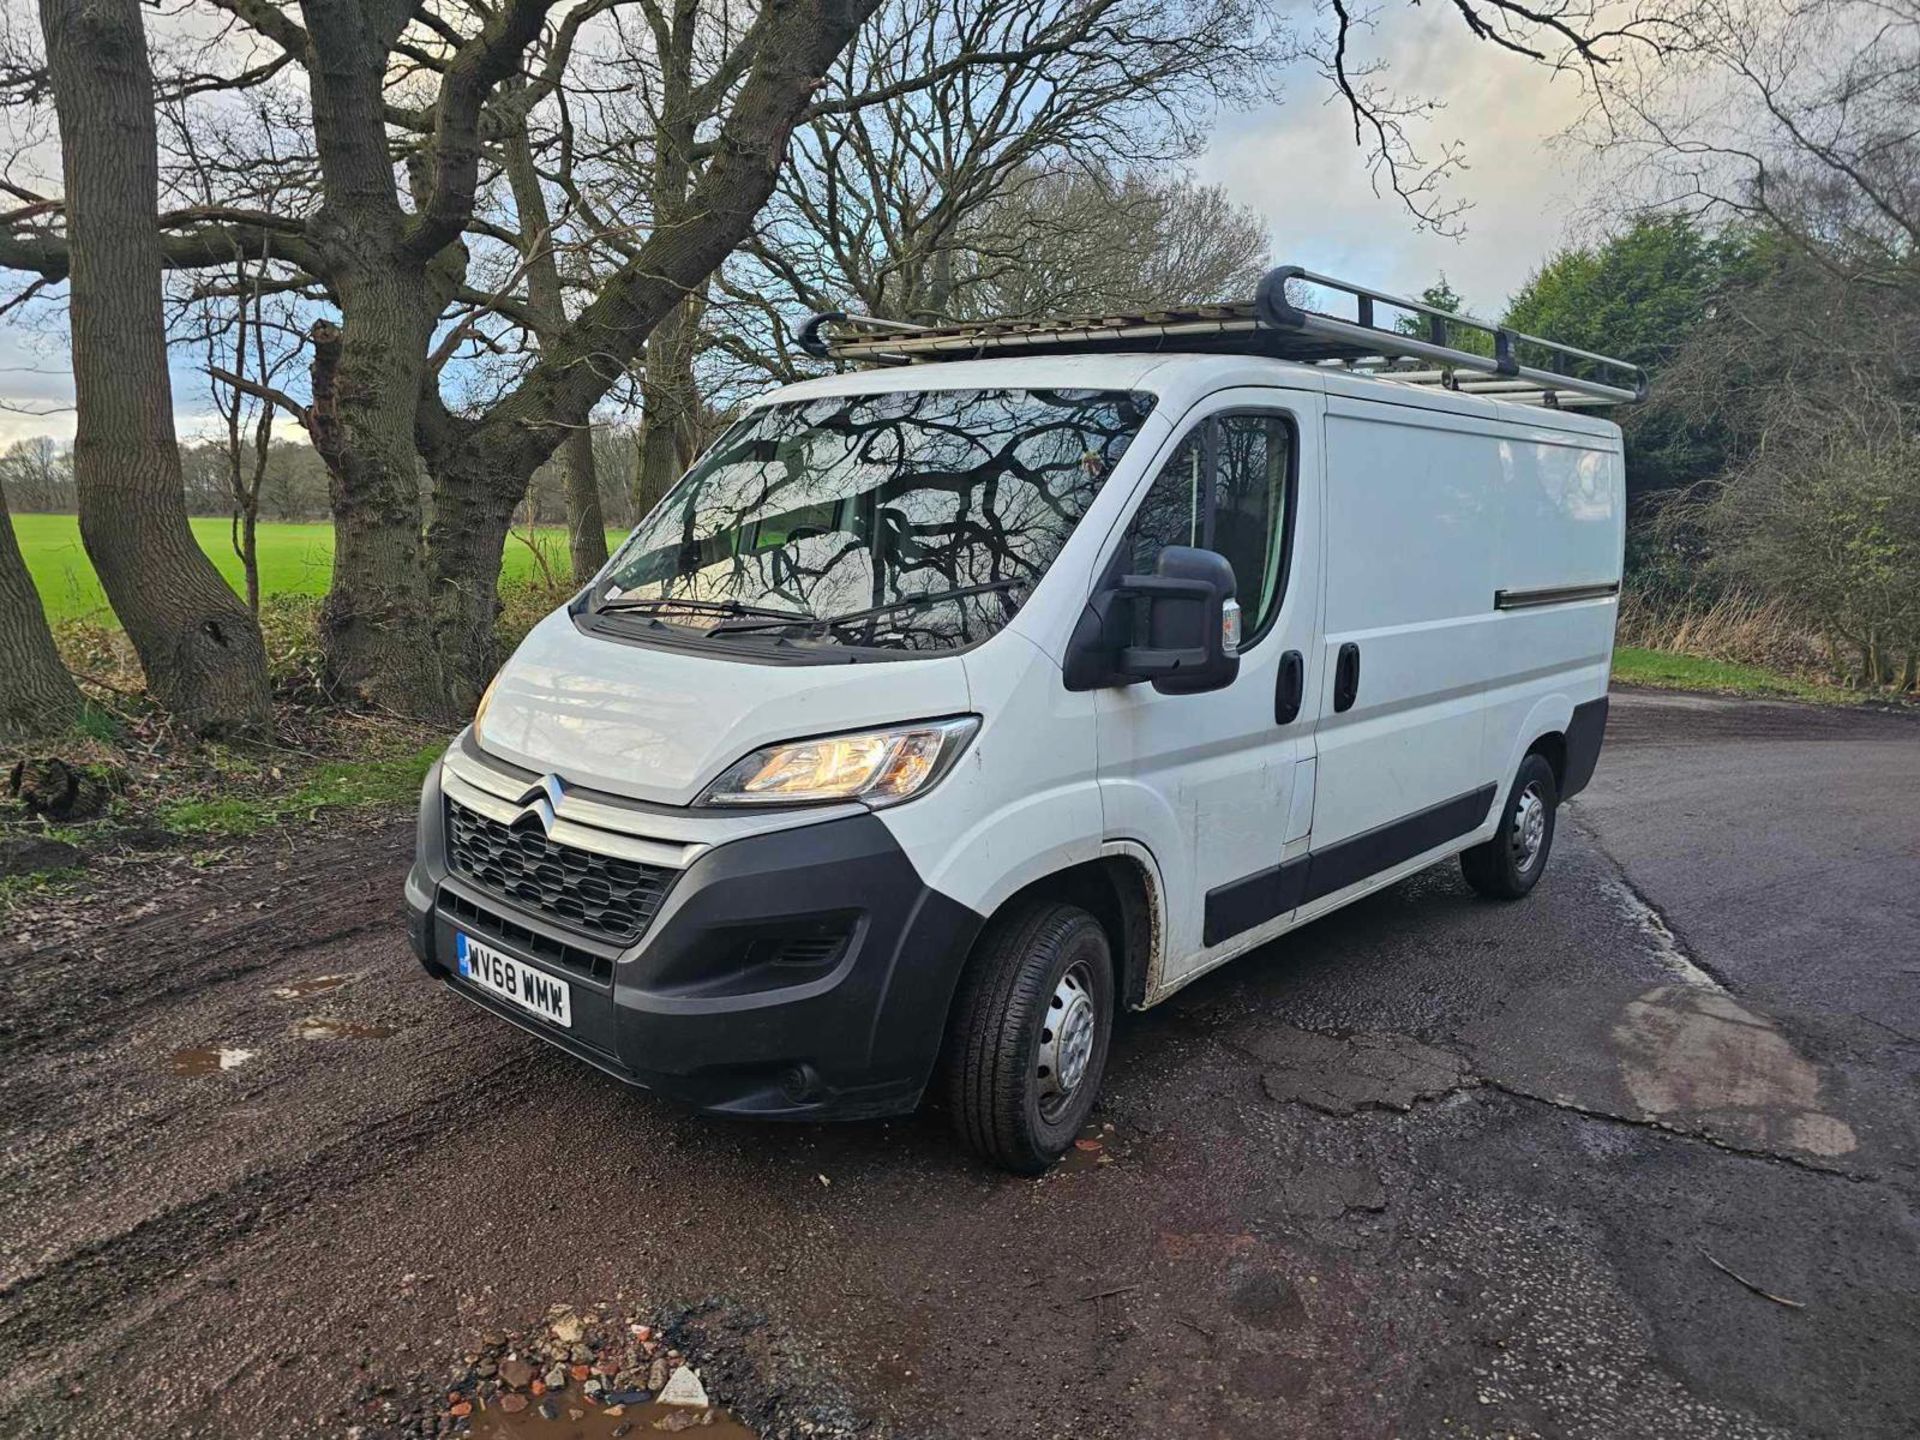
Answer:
444 797 674 944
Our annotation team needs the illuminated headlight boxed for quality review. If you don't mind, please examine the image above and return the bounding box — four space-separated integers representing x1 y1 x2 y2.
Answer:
696 716 980 808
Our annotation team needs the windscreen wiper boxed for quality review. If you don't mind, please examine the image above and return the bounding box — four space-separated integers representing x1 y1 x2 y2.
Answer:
595 594 811 623
704 578 1024 640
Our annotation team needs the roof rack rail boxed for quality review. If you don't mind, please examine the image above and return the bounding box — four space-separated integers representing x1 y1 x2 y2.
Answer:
796 264 1648 406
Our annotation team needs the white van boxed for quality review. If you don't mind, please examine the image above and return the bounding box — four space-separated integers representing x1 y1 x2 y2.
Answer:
406 269 1639 1171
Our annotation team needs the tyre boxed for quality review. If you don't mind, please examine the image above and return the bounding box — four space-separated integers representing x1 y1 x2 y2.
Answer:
1461 752 1559 900
944 900 1115 1173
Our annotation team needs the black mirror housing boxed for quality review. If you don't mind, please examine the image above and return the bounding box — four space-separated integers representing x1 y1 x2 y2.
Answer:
1063 545 1241 694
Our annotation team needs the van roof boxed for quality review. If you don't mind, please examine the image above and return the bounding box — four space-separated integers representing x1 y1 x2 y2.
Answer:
757 351 1624 443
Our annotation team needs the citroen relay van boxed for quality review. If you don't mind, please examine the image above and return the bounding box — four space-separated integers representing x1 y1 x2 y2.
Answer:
405 268 1641 1172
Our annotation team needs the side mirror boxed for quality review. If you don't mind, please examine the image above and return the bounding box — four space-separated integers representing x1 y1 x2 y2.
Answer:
1063 545 1241 695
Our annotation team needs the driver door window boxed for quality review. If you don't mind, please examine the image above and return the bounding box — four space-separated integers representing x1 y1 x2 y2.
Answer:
1118 413 1295 640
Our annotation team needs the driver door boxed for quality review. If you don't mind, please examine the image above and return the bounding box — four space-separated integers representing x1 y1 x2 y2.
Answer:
1093 390 1324 988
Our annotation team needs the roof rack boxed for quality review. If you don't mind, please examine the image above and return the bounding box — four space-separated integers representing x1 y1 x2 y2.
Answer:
797 264 1647 407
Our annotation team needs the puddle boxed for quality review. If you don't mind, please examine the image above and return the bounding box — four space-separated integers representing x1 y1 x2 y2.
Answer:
171 1046 254 1075
468 1399 757 1438
293 1017 397 1041
270 974 354 999
1058 1121 1120 1172
1612 984 1858 1156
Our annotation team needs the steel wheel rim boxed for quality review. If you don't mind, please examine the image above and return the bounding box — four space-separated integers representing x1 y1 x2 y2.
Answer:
1511 782 1548 871
1036 960 1098 1122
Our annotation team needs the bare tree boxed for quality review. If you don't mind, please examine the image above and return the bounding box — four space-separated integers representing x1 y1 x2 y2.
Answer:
0 474 82 737
36 0 271 735
1580 0 1919 284
185 252 305 614
0 435 73 511
6 0 892 717
948 167 1270 319
166 97 314 615
725 0 1285 346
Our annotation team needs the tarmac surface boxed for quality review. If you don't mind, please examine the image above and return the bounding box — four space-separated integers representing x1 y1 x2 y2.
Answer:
1 687 1915 1438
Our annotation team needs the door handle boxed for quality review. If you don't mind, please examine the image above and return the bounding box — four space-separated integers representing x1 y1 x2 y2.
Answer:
1274 649 1304 724
1333 642 1361 712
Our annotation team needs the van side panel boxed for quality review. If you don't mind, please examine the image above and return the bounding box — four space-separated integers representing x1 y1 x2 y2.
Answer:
1481 431 1624 798
1309 400 1499 856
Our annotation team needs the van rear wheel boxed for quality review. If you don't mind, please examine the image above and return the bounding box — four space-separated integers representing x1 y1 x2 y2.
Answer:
945 900 1114 1174
1462 753 1559 900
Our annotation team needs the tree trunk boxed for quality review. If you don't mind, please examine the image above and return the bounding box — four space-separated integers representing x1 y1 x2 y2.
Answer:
38 0 271 735
423 453 521 710
241 507 260 614
0 482 84 738
636 293 705 518
560 427 608 582
312 272 447 708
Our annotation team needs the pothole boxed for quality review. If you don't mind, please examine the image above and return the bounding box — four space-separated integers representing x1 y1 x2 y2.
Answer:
1246 1025 1474 1115
374 1304 761 1438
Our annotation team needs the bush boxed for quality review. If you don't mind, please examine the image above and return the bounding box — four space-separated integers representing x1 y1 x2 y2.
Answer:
258 593 329 699
495 571 579 657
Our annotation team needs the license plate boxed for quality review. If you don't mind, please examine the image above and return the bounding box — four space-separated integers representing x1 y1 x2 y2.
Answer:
456 933 572 1028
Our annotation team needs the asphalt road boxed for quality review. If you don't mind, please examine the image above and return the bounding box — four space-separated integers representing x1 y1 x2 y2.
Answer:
1 689 1915 1439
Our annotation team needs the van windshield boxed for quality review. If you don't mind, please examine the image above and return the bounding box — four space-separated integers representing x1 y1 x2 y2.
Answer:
591 387 1156 654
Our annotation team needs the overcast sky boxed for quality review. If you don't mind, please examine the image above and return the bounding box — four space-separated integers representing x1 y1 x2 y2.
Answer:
0 4 1600 450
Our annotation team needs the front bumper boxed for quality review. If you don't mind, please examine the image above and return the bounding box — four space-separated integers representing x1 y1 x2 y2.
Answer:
406 760 982 1120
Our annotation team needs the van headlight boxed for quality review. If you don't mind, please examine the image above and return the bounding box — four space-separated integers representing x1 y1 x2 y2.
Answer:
473 674 501 728
696 716 980 808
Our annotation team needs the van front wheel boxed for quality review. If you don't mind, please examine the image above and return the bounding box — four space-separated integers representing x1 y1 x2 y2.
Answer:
945 900 1114 1174
1462 753 1559 900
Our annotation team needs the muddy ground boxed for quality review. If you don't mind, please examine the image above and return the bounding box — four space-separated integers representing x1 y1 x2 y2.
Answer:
1 689 1916 1439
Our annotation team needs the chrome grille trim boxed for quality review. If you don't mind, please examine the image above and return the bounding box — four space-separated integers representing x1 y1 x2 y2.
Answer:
440 766 697 869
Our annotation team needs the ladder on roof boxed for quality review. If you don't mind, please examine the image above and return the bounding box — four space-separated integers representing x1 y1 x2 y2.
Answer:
796 264 1647 408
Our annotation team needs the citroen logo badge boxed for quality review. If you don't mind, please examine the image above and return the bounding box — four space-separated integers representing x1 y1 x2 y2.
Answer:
510 773 568 834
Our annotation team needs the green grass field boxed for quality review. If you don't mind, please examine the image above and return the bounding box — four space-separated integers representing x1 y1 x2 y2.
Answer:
11 513 619 623
1611 645 1858 703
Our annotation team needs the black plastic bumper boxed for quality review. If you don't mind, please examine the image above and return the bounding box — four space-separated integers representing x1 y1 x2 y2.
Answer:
406 761 983 1120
